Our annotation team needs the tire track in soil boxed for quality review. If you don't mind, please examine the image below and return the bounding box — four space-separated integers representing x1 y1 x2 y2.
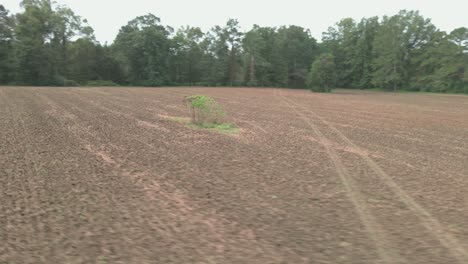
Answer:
313 109 467 157
39 91 291 263
65 89 328 201
275 90 403 264
53 89 344 263
279 89 468 264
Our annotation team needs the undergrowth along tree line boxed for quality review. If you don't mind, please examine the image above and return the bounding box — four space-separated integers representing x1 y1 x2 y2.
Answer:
0 1 467 93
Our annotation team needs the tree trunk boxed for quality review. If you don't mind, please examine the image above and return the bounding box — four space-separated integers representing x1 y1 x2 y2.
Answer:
249 54 255 85
188 59 192 86
230 47 237 86
62 36 68 78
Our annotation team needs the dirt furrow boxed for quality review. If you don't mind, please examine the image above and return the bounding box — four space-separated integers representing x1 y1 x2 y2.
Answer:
281 90 468 263
2 86 467 264
277 90 403 264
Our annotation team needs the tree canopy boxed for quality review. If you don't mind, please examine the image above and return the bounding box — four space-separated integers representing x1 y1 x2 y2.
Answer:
1 2 467 93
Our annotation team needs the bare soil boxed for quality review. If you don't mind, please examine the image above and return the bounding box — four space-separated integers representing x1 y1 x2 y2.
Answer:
1 87 467 264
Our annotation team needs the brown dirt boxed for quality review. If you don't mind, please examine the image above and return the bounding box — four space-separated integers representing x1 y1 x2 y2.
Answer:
0 86 467 264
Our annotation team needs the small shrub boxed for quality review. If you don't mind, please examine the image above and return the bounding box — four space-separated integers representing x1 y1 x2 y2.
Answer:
183 95 226 125
51 75 66 86
64 79 79 87
51 75 78 86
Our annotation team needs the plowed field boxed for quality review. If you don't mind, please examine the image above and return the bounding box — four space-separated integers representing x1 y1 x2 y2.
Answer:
1 87 467 263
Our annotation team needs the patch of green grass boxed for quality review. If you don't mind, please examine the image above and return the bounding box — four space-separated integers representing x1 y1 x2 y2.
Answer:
165 115 239 134
196 122 239 134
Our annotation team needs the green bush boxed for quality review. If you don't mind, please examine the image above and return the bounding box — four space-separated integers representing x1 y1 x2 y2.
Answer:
306 53 336 93
184 95 226 125
50 75 78 86
64 79 79 87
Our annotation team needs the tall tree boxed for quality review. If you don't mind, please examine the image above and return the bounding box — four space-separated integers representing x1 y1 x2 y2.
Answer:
0 4 15 84
50 5 92 79
15 0 55 85
306 53 336 92
3 2 467 93
351 17 380 88
170 26 205 85
204 19 243 86
67 40 122 85
322 18 357 87
113 14 172 86
372 10 437 91
15 0 92 85
274 26 318 88
417 28 468 92
242 25 277 86
225 19 243 86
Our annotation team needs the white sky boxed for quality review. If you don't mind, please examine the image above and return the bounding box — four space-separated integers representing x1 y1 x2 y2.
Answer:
3 0 468 44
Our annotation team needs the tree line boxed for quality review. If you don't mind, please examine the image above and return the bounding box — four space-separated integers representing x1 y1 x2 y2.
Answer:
1 1 467 93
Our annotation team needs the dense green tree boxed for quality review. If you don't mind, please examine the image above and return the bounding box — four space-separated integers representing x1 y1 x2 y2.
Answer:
417 28 468 92
0 5 15 83
351 17 380 88
94 45 125 84
14 0 92 85
372 10 437 91
225 19 244 86
2 2 466 93
371 15 403 91
67 38 98 84
50 5 93 80
275 26 318 87
113 14 172 86
15 0 55 85
242 25 277 86
243 25 263 86
306 53 336 92
447 28 468 92
67 39 122 85
322 17 381 88
323 18 357 87
320 10 467 93
203 19 243 86
169 26 205 85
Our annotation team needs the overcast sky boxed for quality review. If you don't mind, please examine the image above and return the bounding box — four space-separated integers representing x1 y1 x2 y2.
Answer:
3 0 468 44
